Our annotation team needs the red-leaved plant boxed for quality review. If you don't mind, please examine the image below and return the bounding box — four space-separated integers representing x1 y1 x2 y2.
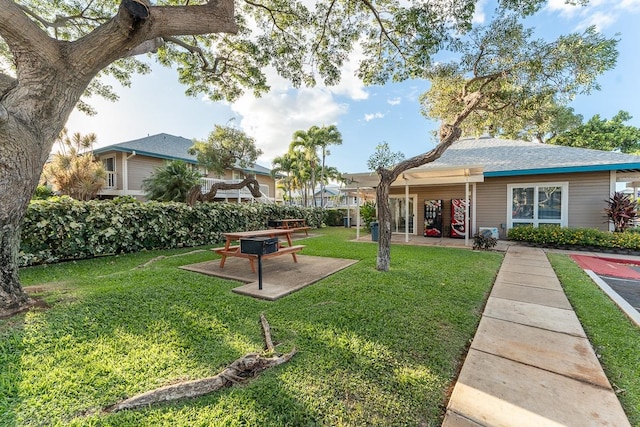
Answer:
605 192 638 232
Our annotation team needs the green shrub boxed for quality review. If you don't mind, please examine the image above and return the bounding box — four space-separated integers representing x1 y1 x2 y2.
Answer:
324 209 349 226
473 231 498 250
360 200 377 230
32 185 54 200
507 225 640 251
19 199 324 266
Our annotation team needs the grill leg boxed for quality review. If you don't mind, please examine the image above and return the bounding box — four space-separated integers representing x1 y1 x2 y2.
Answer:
258 255 263 290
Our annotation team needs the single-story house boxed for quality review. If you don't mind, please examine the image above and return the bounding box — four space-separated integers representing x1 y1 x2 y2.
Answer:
92 133 277 202
343 136 640 242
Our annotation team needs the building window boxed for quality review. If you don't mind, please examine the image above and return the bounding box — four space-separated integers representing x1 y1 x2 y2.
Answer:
507 182 568 229
102 156 116 189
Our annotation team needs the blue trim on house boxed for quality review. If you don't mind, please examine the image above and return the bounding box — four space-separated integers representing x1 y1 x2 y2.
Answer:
93 146 273 176
93 147 197 164
485 163 640 177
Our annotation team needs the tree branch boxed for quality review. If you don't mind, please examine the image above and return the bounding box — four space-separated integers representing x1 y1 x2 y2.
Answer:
68 0 238 73
0 0 61 67
105 315 296 413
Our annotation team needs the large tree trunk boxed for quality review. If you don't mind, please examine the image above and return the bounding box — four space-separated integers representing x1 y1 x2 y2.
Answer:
0 123 55 315
374 124 463 271
0 0 237 313
375 170 393 271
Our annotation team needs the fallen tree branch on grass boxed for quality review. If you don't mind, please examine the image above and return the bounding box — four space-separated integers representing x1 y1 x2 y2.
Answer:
104 314 296 413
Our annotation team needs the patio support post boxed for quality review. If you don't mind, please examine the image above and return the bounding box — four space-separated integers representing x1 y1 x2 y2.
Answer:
465 178 470 246
404 176 409 243
609 171 616 232
356 186 361 240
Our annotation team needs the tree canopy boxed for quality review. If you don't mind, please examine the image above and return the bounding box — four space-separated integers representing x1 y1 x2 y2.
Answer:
548 110 640 153
189 124 263 176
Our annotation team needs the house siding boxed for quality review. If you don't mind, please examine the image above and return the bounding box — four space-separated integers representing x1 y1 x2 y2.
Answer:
477 171 611 238
128 156 164 191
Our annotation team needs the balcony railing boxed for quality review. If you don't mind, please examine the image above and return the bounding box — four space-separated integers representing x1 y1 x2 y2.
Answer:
105 172 116 189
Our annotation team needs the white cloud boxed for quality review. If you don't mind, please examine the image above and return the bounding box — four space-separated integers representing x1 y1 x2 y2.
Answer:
228 45 369 166
387 97 401 106
230 69 350 166
618 0 640 12
472 0 489 24
364 112 385 122
545 0 631 31
545 0 585 17
578 11 617 31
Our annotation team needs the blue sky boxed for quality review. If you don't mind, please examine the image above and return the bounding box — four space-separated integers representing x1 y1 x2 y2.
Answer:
66 0 640 174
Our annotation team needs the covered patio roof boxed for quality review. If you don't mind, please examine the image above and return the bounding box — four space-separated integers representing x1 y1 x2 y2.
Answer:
342 165 485 189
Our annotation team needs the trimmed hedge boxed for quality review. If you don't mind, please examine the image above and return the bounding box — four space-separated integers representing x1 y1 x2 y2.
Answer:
19 197 323 266
507 225 640 251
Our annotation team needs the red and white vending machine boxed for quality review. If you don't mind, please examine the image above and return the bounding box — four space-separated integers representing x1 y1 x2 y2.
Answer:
450 199 468 238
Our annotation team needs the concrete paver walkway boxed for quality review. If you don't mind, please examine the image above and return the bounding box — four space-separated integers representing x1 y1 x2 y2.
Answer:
442 246 631 427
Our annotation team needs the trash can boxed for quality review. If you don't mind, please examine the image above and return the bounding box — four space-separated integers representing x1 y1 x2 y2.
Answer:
370 221 379 241
343 217 351 228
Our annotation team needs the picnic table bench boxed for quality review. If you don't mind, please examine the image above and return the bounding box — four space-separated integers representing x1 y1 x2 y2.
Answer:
212 229 305 273
267 218 311 236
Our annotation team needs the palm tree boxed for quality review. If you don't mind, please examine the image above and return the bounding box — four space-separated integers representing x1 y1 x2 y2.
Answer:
315 125 342 208
42 128 106 201
142 160 202 202
289 127 321 206
271 153 296 205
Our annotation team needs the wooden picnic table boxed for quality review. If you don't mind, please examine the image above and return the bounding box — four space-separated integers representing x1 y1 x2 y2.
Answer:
268 218 311 235
213 229 305 273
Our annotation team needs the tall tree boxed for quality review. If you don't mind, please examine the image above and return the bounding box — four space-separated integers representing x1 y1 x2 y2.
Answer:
271 152 296 204
187 124 264 203
289 127 321 206
369 15 617 271
315 125 343 208
499 102 584 143
548 110 640 153
42 128 106 201
0 0 610 312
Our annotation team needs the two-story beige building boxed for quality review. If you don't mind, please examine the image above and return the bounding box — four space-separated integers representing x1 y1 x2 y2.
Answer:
92 133 276 202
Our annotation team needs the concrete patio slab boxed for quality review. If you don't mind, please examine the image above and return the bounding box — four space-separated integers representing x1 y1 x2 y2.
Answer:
444 350 629 427
489 282 572 309
471 317 611 389
180 254 358 301
484 297 585 337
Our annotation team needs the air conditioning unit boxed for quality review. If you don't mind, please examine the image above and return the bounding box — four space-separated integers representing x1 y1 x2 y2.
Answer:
479 227 499 239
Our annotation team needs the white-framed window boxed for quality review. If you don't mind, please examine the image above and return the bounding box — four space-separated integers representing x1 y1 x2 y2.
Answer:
507 182 568 229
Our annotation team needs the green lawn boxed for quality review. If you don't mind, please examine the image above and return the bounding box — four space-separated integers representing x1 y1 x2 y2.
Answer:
548 254 640 426
1 227 506 426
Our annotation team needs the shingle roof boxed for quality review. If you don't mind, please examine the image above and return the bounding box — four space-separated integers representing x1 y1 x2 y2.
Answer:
419 136 640 176
93 133 272 176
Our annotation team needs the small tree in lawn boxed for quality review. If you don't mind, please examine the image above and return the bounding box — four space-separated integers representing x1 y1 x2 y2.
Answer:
186 125 264 204
370 16 617 271
605 192 637 233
